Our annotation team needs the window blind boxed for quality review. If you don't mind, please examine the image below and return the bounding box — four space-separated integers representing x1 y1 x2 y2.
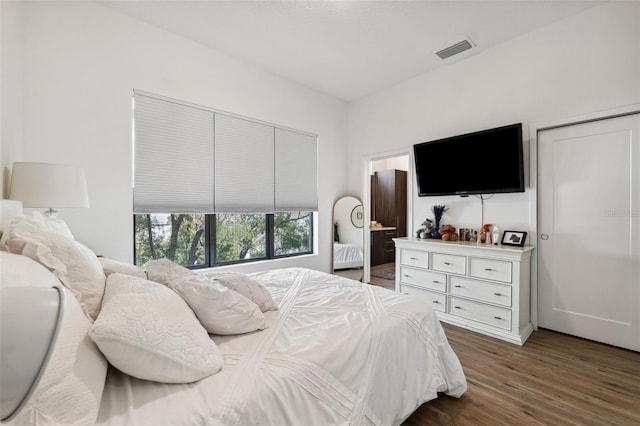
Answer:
275 128 318 211
214 114 275 213
133 91 318 214
133 94 214 213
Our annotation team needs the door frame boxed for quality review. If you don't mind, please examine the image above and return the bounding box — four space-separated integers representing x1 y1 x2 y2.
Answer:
529 103 640 328
361 148 413 284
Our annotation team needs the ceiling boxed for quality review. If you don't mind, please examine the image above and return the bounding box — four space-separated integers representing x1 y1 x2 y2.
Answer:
100 0 604 102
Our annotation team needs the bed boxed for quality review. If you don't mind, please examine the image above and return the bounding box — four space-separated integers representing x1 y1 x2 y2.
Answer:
0 211 467 426
333 242 364 269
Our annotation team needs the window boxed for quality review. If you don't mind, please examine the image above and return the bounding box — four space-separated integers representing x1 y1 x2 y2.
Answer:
134 212 312 268
132 91 317 269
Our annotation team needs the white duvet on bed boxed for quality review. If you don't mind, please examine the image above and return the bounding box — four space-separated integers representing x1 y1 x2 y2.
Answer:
333 242 364 269
97 267 466 426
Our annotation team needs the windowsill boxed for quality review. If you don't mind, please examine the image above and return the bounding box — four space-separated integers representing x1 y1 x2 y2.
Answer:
196 252 318 275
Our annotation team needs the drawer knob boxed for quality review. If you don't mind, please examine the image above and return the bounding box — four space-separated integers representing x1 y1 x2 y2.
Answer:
454 285 462 288
433 300 439 304
494 292 502 296
494 316 502 320
433 280 440 284
403 274 411 278
454 306 461 309
444 262 452 266
485 268 493 271
410 257 418 260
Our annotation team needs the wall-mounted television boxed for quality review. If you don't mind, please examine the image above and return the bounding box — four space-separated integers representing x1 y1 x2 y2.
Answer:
414 123 524 197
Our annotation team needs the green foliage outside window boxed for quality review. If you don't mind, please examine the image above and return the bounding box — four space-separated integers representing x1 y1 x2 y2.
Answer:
274 211 312 255
134 212 312 268
134 214 205 269
215 213 266 263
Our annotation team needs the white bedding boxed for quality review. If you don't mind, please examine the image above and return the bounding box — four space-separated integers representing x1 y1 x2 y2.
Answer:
97 267 466 426
333 242 364 269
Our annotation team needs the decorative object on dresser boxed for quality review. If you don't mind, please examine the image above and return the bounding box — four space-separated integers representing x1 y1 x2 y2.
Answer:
501 230 527 247
394 237 534 345
8 162 90 217
430 204 447 239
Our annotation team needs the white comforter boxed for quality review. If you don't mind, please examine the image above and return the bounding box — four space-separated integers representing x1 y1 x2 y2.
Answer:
97 268 466 426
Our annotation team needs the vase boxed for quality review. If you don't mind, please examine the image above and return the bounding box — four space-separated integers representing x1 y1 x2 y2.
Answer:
430 222 442 239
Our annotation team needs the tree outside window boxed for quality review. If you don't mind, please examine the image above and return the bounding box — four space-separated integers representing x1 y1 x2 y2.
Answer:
134 212 312 268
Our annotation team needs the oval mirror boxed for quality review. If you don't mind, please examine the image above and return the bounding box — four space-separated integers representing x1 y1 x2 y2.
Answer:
332 196 364 281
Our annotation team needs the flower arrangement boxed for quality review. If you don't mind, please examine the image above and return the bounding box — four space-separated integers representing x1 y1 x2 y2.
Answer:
430 205 448 239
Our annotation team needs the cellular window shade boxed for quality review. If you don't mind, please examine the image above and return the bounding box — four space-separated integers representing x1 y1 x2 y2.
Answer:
275 129 318 211
214 114 275 213
134 94 214 213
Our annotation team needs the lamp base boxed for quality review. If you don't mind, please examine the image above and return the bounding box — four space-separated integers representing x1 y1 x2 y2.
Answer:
43 208 59 218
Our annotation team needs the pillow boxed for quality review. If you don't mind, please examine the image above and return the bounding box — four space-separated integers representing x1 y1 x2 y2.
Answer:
0 251 108 426
8 211 74 241
89 273 223 383
98 257 147 279
203 271 278 312
6 229 106 321
144 257 194 283
147 258 267 335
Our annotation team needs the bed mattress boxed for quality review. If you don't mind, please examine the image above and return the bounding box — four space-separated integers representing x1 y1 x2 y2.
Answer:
96 267 466 425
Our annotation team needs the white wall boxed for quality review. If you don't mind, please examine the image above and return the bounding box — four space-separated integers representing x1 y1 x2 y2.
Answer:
348 2 640 236
1 1 348 272
371 155 409 174
0 0 24 196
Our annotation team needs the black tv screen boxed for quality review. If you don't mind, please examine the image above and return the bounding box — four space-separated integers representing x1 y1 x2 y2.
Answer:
414 123 524 197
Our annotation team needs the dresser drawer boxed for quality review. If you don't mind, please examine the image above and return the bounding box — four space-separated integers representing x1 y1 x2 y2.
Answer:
400 267 446 292
401 285 446 313
432 253 466 275
449 276 512 307
469 257 512 283
449 297 512 331
400 249 429 268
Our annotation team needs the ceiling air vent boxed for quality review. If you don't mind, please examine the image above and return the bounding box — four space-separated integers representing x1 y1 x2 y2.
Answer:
435 39 474 60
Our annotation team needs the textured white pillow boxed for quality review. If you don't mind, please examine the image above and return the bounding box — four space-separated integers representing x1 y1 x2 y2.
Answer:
6 229 106 321
170 273 267 335
145 257 194 282
204 271 278 312
98 257 147 279
147 258 267 335
1 251 108 426
89 273 223 383
8 211 75 241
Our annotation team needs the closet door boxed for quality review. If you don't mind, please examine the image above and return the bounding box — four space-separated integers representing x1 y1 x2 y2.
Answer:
538 113 640 351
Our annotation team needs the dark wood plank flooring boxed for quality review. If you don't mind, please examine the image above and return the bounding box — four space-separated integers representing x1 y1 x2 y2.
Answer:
403 323 640 425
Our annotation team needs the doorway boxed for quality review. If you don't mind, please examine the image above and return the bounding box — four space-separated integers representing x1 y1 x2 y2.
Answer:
366 154 410 290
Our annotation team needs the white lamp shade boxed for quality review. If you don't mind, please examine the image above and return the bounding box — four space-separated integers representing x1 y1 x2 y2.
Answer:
9 162 89 209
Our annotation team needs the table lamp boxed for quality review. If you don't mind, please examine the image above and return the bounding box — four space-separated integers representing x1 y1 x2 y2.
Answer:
8 162 89 217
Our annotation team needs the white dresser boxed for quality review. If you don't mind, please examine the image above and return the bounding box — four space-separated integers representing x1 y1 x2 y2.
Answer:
394 237 534 345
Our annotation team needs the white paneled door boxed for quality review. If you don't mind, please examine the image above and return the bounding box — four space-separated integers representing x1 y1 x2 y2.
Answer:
538 113 640 351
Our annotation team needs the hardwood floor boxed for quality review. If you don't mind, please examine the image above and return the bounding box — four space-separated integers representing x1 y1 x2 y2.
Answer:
403 323 640 425
369 262 395 290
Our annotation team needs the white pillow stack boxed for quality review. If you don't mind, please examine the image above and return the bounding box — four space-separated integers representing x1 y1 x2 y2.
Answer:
5 213 106 321
147 259 269 335
89 273 223 383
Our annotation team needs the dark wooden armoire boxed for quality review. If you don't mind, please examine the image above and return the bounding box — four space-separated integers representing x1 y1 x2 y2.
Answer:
371 169 407 235
370 169 407 266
